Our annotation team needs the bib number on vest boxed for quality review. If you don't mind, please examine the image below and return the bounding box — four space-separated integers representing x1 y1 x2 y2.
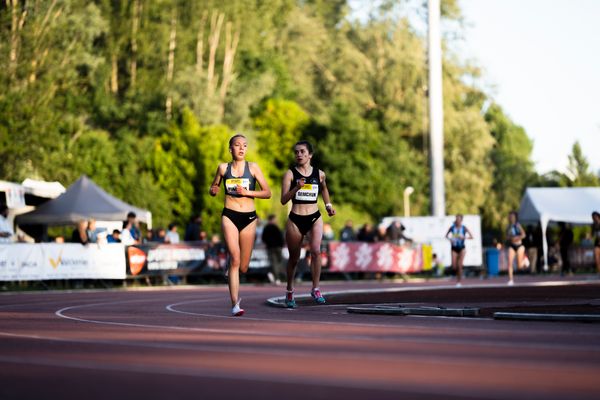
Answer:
295 183 318 201
226 178 250 194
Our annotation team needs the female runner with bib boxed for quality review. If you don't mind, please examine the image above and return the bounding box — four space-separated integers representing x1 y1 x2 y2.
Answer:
209 134 271 316
281 141 335 308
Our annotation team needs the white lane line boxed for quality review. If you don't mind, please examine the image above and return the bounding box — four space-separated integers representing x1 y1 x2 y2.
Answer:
52 293 600 352
163 300 600 352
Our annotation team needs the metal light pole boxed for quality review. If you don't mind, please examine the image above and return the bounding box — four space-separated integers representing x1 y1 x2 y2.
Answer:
403 186 414 217
428 0 446 217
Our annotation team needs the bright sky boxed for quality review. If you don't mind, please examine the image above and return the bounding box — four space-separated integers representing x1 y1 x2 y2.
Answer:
458 0 600 175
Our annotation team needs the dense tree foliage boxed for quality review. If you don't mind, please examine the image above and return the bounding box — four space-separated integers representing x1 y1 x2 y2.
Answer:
2 0 593 235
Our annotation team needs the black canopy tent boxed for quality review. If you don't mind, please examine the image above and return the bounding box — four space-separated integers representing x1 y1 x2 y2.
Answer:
15 175 151 228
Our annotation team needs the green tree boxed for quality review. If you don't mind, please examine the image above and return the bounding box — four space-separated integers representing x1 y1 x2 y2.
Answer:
481 104 535 233
562 141 599 187
253 99 310 181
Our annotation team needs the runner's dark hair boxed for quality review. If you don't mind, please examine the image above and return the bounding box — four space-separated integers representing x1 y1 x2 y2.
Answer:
294 140 313 154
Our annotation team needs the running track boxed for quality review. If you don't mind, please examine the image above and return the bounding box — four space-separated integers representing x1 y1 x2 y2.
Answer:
1 279 599 400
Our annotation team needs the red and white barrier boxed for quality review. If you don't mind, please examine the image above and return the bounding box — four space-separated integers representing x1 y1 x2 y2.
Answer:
328 242 422 273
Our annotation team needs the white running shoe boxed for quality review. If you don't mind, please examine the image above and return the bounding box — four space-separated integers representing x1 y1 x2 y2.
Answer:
231 299 244 317
455 282 462 288
507 280 514 286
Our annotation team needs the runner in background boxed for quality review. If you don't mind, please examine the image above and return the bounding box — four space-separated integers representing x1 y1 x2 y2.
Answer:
281 141 335 308
445 214 473 287
209 134 271 316
506 211 526 286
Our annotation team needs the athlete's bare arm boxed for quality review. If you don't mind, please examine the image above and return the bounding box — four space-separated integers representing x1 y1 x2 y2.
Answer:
320 170 335 217
209 164 226 196
465 226 474 240
281 169 303 205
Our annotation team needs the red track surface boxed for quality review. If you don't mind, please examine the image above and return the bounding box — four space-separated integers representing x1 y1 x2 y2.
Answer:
1 277 600 400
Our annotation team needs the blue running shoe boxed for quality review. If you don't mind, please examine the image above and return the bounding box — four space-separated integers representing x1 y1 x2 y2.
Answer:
311 288 326 304
285 291 297 308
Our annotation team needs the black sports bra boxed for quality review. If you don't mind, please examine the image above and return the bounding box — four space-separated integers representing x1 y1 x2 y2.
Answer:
223 162 255 197
291 167 320 205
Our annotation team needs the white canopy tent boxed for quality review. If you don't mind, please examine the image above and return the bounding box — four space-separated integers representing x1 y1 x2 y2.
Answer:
518 187 600 269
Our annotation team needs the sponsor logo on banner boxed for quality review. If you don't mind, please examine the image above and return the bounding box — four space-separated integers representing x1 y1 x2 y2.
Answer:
127 247 147 276
46 249 88 269
49 250 63 269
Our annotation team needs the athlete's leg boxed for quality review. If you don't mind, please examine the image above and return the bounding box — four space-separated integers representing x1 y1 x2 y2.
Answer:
285 220 303 292
507 247 515 282
457 249 466 283
222 216 241 306
308 217 324 290
451 251 458 278
239 220 257 274
516 246 525 271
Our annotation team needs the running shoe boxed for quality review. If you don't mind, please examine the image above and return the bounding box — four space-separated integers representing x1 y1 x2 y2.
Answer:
285 290 297 308
507 279 514 286
311 288 326 304
455 282 462 288
231 299 244 316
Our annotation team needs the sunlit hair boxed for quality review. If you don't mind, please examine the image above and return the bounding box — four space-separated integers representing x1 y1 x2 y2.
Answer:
295 140 313 154
229 134 246 148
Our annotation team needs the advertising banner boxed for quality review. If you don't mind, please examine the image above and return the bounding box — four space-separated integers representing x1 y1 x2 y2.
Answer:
327 242 422 273
0 243 126 281
126 243 206 277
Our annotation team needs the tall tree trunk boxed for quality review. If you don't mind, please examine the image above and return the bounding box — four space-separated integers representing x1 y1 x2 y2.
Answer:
206 10 224 97
8 0 20 81
110 53 118 94
218 21 240 119
130 0 140 89
165 8 177 120
195 10 208 75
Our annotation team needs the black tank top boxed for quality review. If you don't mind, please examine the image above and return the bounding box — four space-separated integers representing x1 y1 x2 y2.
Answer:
223 162 255 197
291 166 320 204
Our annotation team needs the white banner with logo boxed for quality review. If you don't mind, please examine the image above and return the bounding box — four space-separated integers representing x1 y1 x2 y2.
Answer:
0 243 126 281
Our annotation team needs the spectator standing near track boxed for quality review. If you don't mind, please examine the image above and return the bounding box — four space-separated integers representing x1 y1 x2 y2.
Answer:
281 140 335 308
0 205 14 243
71 220 89 245
184 215 202 241
445 214 473 286
165 223 180 244
262 214 285 284
506 211 526 285
125 212 141 243
386 220 411 245
209 134 271 316
107 229 122 243
357 223 377 243
558 222 574 276
340 220 355 242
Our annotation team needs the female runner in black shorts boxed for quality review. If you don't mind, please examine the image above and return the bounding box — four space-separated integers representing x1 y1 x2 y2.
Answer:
209 134 271 316
281 141 335 308
506 211 526 285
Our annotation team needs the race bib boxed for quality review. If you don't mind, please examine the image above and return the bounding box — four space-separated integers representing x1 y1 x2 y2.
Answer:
226 178 250 194
295 183 319 201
